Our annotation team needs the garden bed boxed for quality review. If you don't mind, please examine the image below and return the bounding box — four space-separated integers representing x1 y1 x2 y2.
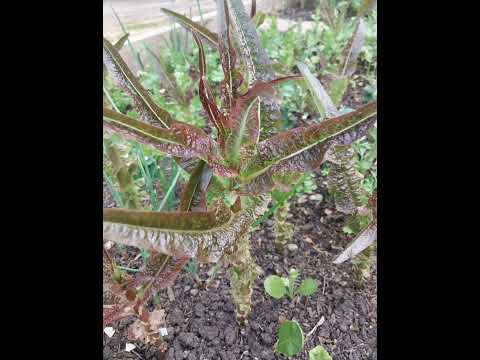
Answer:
103 168 377 360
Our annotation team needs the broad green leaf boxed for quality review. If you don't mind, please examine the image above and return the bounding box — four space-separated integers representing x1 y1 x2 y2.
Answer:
297 278 318 297
241 101 377 181
104 196 268 263
309 345 332 360
333 222 377 264
264 275 287 299
103 37 174 127
297 62 337 119
161 8 219 47
277 320 304 357
288 268 300 284
226 0 282 140
329 76 349 108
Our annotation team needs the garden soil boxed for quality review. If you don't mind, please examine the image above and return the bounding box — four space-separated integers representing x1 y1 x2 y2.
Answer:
103 169 377 360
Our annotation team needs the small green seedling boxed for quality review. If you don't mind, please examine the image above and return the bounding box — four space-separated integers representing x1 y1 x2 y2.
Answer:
309 345 332 360
264 269 318 300
276 320 304 357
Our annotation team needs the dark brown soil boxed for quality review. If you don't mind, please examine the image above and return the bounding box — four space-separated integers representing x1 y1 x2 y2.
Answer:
103 169 377 360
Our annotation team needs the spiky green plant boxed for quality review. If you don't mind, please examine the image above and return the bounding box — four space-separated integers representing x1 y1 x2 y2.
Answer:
103 0 377 326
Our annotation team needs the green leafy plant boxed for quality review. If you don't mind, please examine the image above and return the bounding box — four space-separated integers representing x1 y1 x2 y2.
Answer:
103 0 376 336
277 320 305 357
309 345 332 360
264 269 318 300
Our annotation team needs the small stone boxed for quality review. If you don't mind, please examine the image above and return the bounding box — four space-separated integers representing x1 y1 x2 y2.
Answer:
103 327 115 338
167 309 184 326
190 289 198 296
297 195 308 204
184 285 191 292
194 303 205 317
325 208 333 215
286 243 298 252
309 193 324 202
125 343 136 352
177 332 198 349
201 325 219 341
260 333 274 345
224 327 237 345
301 223 314 231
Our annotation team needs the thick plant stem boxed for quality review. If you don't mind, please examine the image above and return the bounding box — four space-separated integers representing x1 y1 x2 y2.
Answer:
104 138 141 210
326 146 363 214
274 201 294 251
227 233 259 325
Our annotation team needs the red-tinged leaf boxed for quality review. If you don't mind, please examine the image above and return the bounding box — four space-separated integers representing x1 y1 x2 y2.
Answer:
240 101 377 181
156 255 191 287
192 31 232 140
103 108 213 159
179 160 212 212
228 97 260 166
231 196 242 212
104 203 231 232
104 109 235 178
229 81 275 129
103 304 134 327
270 142 331 173
130 255 190 289
217 0 237 110
103 198 268 262
236 170 275 195
103 38 174 128
226 0 282 139
228 75 301 142
114 33 129 50
206 159 238 178
161 8 219 47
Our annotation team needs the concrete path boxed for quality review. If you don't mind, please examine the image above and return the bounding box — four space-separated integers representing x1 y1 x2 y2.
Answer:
103 0 283 71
